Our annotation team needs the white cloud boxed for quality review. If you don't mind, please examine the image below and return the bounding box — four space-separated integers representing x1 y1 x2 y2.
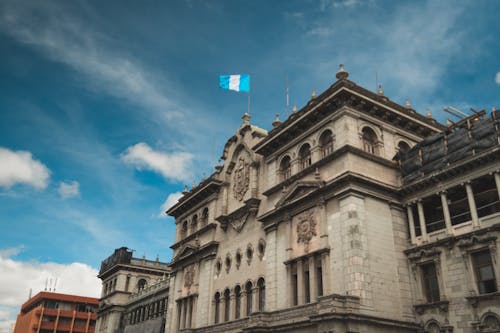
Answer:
58 181 80 199
0 1 181 122
159 192 183 217
0 147 50 190
0 248 101 332
495 72 500 85
122 143 193 183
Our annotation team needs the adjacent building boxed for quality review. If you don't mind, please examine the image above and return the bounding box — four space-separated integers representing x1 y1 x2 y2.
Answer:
95 247 170 333
13 291 98 333
163 65 500 333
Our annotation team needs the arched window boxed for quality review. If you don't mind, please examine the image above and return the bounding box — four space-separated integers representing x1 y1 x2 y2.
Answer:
319 130 334 157
181 221 188 238
214 292 220 324
279 156 292 181
482 314 500 331
362 127 379 155
245 281 253 316
397 141 410 155
425 322 440 333
137 279 147 291
299 144 312 170
201 208 209 226
223 288 230 322
234 285 241 319
191 215 198 233
257 278 265 312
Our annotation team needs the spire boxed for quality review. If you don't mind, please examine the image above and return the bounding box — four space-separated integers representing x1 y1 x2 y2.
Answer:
336 64 349 80
311 88 316 99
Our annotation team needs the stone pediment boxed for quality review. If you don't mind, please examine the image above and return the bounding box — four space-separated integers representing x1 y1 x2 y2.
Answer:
276 181 323 208
215 197 260 232
174 243 199 262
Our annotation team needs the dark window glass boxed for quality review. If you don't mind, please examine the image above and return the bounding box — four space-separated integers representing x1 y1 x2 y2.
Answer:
421 263 440 303
472 250 497 294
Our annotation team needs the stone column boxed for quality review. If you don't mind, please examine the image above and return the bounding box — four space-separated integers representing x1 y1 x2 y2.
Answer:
230 292 236 321
311 145 321 164
309 257 318 301
286 265 293 306
417 200 428 241
321 252 330 295
252 287 259 313
318 200 329 248
191 296 197 328
220 298 226 322
178 301 184 330
182 299 188 329
465 182 480 229
186 298 192 328
297 260 304 305
406 205 416 244
440 191 453 235
494 172 500 199
285 216 292 260
241 290 248 317
251 163 258 197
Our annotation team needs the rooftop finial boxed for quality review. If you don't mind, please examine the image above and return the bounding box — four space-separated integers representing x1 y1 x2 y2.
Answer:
272 114 282 127
377 84 384 96
311 88 316 99
215 159 223 172
425 107 432 119
292 104 297 113
336 64 349 80
242 112 251 126
405 99 411 108
182 185 189 194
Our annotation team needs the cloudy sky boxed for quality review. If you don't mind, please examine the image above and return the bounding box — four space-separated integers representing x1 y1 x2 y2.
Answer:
1 0 499 331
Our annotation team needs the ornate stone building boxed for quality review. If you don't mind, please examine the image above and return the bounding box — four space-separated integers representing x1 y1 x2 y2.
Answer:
96 247 170 333
164 65 500 333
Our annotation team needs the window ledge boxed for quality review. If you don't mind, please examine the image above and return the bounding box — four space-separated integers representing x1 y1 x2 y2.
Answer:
413 300 449 315
466 291 500 307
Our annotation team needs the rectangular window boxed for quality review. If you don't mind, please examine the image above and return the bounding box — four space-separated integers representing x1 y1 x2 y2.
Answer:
472 250 498 294
421 262 440 303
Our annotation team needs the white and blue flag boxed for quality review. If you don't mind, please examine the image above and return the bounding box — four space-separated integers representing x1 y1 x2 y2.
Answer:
219 74 250 92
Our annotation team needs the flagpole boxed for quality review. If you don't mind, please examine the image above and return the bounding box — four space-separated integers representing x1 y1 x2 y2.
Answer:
248 90 251 115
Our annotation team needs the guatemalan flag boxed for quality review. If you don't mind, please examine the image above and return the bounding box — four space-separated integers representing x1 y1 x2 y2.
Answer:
219 74 250 92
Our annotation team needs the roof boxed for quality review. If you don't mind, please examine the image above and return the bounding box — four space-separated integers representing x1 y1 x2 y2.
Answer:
21 291 98 312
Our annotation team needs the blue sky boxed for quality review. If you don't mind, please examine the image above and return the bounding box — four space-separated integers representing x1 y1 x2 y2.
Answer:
1 0 500 331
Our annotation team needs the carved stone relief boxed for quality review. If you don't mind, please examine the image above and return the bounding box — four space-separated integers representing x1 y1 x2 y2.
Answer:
183 265 196 292
296 209 317 252
230 212 250 232
233 156 250 201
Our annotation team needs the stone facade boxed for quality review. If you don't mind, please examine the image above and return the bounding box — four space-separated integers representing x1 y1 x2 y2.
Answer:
95 247 170 333
165 66 500 333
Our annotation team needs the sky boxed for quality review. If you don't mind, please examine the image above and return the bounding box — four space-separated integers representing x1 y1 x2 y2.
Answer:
0 0 499 331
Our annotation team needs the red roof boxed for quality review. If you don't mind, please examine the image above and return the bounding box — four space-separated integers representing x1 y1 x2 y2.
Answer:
22 291 98 312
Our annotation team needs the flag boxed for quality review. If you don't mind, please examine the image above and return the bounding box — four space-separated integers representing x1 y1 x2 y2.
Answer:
219 74 250 92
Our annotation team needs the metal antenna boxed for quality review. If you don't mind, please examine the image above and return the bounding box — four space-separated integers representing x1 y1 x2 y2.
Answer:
285 72 290 116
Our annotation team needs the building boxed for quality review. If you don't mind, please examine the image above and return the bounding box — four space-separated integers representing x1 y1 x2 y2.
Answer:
95 247 170 333
13 291 98 333
163 65 500 333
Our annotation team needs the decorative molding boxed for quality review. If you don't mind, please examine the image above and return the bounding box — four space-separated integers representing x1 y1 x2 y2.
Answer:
296 209 317 253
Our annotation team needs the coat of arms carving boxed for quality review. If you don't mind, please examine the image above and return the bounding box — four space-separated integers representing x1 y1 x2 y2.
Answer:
233 156 250 201
296 209 317 252
184 265 196 291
